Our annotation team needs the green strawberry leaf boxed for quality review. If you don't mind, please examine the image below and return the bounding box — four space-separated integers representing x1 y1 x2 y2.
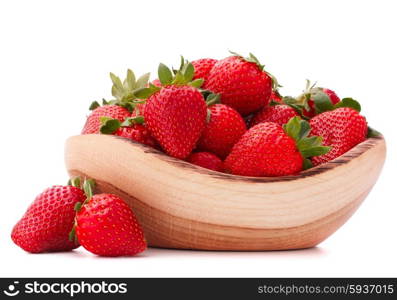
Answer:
158 63 173 85
74 202 82 212
334 97 361 112
136 72 151 89
367 126 381 137
283 116 301 141
134 84 160 99
189 78 204 88
303 158 313 170
110 72 124 99
68 176 81 188
83 178 95 201
206 109 212 123
300 146 331 157
205 93 221 106
283 116 331 164
312 91 333 113
123 69 136 91
182 62 195 82
99 117 121 134
121 116 145 126
298 120 311 140
89 101 100 111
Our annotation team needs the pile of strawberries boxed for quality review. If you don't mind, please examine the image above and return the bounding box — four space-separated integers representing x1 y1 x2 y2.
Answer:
82 52 374 176
12 52 378 257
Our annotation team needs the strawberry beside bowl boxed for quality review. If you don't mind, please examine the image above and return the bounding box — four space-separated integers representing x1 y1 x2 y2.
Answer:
65 133 386 250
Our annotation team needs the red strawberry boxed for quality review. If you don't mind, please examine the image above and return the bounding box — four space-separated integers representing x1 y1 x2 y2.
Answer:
224 117 330 177
99 116 158 148
134 62 207 159
250 104 298 127
270 90 283 103
11 181 86 253
197 103 246 158
206 52 274 115
144 85 206 158
115 125 158 148
82 70 150 134
187 152 224 172
82 105 130 134
75 193 146 257
295 81 341 118
310 107 367 166
191 58 218 88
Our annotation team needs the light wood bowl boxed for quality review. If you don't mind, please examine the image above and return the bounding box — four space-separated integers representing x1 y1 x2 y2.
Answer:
65 134 386 251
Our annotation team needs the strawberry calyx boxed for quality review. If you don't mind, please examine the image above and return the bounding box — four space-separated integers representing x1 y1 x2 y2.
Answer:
134 58 204 100
204 93 221 122
99 116 144 134
283 116 331 169
68 178 96 244
89 70 150 112
229 51 281 91
295 80 361 115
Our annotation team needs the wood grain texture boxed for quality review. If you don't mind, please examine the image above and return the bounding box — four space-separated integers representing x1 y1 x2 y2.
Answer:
65 134 386 250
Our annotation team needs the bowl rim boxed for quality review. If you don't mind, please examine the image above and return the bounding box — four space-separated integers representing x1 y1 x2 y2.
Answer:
80 133 384 183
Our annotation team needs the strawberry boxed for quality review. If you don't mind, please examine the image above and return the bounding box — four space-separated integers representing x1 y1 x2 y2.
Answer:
99 116 158 148
134 61 207 159
115 125 158 148
82 105 130 134
82 70 150 134
295 81 341 118
187 152 224 172
310 107 368 166
11 178 86 253
205 52 276 115
73 181 146 257
224 117 330 177
197 103 246 159
250 104 298 127
270 90 283 103
191 58 218 88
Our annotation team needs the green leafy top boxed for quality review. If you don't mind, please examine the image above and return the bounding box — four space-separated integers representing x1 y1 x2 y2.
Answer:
68 177 96 244
294 80 361 114
134 59 204 100
99 116 144 134
283 116 331 169
89 70 150 112
229 51 281 91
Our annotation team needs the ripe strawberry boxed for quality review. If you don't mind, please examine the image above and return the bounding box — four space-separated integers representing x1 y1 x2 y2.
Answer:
197 103 246 158
270 90 283 103
191 58 218 88
224 117 330 177
11 179 86 253
99 116 158 148
82 105 130 134
134 61 207 159
187 152 224 172
82 70 150 134
205 52 275 115
115 125 158 148
295 81 341 118
250 104 298 127
74 192 146 257
310 107 367 166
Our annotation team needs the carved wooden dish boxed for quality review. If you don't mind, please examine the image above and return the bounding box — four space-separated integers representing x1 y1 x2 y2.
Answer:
65 134 386 251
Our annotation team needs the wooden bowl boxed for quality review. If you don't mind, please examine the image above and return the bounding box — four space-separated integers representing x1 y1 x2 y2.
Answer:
65 134 386 251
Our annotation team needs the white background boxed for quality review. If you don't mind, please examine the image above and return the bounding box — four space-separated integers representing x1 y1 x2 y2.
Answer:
0 0 396 277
